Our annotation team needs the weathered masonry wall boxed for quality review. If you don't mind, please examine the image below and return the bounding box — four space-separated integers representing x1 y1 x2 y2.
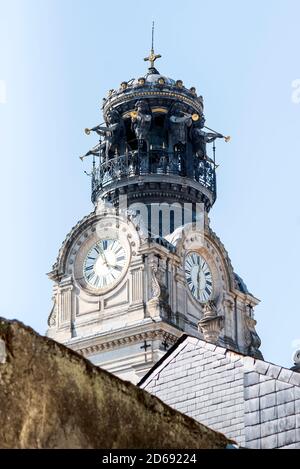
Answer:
0 318 231 449
140 337 300 449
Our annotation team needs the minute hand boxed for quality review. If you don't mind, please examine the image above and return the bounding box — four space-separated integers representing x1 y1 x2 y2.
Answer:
98 248 108 267
197 267 201 299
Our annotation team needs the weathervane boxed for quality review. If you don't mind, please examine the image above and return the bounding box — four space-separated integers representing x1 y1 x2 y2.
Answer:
144 21 161 68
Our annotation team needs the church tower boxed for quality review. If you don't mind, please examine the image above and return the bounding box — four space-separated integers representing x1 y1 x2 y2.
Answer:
47 43 262 384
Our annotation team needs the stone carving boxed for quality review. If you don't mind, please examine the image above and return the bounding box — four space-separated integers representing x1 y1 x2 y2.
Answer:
48 294 58 327
131 100 152 146
190 116 223 160
151 265 161 298
168 102 192 150
198 300 224 344
147 258 172 320
291 350 300 373
92 109 126 159
244 315 263 359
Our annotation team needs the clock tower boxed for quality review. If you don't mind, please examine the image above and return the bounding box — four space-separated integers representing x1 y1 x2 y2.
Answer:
47 47 262 384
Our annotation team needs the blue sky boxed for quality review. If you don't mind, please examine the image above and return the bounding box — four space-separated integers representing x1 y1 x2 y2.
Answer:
0 0 299 368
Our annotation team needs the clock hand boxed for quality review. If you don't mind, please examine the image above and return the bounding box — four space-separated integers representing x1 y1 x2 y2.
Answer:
98 247 109 267
197 267 201 299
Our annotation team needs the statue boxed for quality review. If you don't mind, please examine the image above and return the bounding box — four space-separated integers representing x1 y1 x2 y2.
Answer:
166 102 192 174
167 102 192 150
190 116 223 160
131 100 152 147
245 315 263 360
80 143 102 162
84 109 125 161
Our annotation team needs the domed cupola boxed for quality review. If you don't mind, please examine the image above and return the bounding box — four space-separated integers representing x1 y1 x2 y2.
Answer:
82 41 229 221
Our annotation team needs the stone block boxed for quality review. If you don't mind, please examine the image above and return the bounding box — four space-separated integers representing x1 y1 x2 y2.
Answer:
234 400 244 409
260 394 276 409
266 364 281 380
295 399 300 413
261 420 278 437
277 430 296 448
276 380 293 391
259 380 276 396
278 415 296 432
226 351 240 361
261 406 276 423
244 372 260 386
253 360 269 375
278 367 293 383
244 384 259 400
247 439 261 449
277 402 295 419
289 372 300 386
276 389 295 405
245 397 260 413
260 434 278 449
234 421 245 431
234 360 243 368
245 425 260 441
204 342 217 351
242 356 255 371
204 361 216 371
224 362 235 371
230 378 243 387
214 346 226 356
259 374 272 382
245 412 260 426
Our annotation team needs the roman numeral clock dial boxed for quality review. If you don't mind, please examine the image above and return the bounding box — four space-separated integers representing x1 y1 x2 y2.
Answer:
185 252 213 303
83 239 126 290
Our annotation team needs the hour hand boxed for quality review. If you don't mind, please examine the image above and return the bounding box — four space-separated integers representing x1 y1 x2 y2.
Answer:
98 248 108 266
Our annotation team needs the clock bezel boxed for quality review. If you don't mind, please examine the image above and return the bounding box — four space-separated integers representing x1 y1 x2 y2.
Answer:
73 228 131 296
83 238 127 292
184 250 214 304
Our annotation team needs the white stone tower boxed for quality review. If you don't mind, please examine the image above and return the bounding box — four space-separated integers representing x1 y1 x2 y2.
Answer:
47 47 262 384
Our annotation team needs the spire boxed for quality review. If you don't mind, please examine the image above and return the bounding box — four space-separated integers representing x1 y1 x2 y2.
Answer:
144 21 162 70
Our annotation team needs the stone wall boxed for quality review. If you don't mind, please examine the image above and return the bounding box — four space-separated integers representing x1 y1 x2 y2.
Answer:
0 318 231 449
244 364 300 448
140 336 300 449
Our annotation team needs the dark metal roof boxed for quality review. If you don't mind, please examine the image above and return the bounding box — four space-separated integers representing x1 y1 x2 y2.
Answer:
234 273 250 295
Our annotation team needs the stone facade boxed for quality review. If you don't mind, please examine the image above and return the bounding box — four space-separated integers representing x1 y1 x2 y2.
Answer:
139 336 300 449
47 207 262 384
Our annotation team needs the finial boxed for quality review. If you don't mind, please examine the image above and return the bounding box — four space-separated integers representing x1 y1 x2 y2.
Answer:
151 21 154 51
144 21 162 69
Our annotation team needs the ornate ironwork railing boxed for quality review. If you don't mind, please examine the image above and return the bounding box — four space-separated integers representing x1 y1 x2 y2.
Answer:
91 149 216 202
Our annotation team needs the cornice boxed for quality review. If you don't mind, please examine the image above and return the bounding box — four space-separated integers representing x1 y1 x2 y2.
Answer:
70 328 180 357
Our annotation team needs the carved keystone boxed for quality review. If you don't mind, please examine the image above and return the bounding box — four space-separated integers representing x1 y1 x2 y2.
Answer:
0 338 7 364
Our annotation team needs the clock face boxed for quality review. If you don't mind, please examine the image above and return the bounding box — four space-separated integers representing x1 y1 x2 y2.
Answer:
185 252 213 303
83 238 126 290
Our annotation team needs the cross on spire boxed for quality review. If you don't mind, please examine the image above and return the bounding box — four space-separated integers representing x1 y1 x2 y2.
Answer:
144 21 162 69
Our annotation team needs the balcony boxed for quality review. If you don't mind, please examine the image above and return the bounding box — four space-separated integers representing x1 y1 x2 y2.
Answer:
91 149 216 203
